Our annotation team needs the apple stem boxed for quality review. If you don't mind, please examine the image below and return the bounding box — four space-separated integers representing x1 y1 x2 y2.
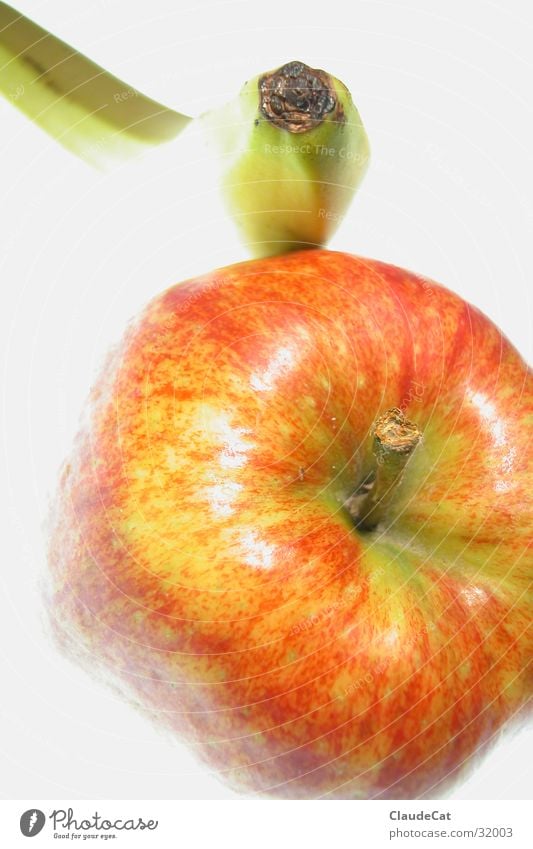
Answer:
353 407 421 531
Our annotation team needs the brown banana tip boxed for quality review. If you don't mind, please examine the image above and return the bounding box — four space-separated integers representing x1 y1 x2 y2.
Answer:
259 60 341 133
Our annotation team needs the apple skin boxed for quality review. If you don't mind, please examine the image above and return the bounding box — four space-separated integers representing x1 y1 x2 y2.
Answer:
47 249 532 799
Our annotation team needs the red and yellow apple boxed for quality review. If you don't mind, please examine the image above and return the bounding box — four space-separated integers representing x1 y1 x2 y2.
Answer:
47 250 532 798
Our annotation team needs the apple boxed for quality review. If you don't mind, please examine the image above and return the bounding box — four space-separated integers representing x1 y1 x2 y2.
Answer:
47 249 532 799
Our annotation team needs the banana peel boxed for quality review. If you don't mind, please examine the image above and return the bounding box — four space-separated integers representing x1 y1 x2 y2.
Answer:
0 2 190 168
0 5 370 255
203 61 370 255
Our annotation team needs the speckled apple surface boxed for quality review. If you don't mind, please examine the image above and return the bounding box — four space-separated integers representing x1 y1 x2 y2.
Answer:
47 250 532 799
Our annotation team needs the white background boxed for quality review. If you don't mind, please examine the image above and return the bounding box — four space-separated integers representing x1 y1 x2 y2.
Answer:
1 0 532 802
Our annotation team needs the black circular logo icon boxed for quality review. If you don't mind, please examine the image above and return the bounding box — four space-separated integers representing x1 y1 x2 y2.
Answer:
20 809 46 837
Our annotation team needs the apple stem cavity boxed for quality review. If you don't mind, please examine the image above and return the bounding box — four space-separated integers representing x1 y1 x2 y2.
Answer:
351 407 422 532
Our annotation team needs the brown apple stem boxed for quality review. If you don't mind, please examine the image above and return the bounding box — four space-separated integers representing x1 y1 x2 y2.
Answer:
356 408 421 531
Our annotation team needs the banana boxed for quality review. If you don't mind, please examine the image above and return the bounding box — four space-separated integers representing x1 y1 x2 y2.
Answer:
0 5 369 254
201 61 370 256
0 2 190 168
